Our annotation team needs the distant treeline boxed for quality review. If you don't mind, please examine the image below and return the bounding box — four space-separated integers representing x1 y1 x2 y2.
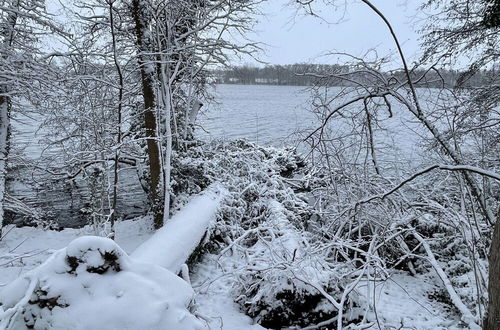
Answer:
212 64 498 88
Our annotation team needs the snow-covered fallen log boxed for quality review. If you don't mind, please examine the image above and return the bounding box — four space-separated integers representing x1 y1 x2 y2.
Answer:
132 184 228 273
0 186 228 330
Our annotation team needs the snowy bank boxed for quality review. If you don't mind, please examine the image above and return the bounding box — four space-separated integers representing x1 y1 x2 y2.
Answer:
0 236 205 330
0 186 229 330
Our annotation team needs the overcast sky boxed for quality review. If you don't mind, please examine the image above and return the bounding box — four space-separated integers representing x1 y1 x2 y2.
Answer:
242 0 425 66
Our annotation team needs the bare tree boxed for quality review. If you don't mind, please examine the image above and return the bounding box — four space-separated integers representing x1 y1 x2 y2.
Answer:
130 0 261 228
108 0 124 239
0 0 66 235
292 0 499 328
421 1 499 328
18 0 260 232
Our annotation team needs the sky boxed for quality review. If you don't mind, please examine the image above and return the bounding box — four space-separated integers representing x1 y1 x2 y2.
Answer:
44 0 427 68
241 0 425 67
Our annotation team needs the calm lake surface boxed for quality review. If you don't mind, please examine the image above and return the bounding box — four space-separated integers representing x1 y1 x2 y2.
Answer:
9 84 436 226
12 84 430 161
198 84 429 162
198 84 315 146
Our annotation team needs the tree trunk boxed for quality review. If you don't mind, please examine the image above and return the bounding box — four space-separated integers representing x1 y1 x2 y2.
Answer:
0 95 10 236
0 0 19 236
109 0 123 239
485 214 500 329
158 64 172 225
131 0 163 228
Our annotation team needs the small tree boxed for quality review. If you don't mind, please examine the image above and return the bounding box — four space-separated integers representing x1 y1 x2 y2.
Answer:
422 1 499 327
0 0 66 234
293 0 499 328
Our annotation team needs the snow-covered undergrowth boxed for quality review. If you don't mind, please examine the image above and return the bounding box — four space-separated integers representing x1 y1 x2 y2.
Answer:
171 141 349 327
172 139 486 329
222 200 363 328
1 139 493 329
0 236 205 330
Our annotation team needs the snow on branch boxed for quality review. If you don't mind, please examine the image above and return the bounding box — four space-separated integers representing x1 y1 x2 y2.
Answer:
434 164 500 181
356 164 500 208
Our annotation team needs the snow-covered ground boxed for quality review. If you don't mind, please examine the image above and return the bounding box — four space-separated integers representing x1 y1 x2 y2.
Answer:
1 222 462 329
0 186 264 329
356 272 459 329
0 187 463 330
0 218 265 330
1 235 206 329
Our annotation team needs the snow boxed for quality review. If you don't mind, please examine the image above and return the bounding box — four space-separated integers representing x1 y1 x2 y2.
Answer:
192 256 266 330
0 218 151 288
0 186 263 330
357 271 460 329
0 187 472 330
0 218 470 329
0 236 205 330
132 184 228 273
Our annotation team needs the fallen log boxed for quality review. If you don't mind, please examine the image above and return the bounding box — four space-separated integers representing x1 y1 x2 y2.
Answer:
0 185 227 330
132 184 228 273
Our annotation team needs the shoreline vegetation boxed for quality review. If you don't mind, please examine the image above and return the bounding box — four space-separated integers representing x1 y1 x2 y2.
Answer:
211 64 498 88
0 0 498 328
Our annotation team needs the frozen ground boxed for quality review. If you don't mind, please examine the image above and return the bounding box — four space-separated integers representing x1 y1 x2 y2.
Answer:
0 218 264 330
0 220 461 329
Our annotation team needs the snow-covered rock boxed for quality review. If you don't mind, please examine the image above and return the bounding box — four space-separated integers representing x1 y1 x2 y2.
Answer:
0 236 205 330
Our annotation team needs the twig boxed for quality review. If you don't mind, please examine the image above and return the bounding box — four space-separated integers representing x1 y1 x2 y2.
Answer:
411 229 480 329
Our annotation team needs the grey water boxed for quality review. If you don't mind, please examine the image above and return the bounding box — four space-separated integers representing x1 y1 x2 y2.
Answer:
197 84 315 146
8 84 440 226
198 84 431 163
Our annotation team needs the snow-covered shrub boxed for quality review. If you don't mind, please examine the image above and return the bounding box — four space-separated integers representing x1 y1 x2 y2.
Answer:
0 236 205 330
280 138 495 327
226 201 363 328
170 140 366 326
169 140 372 327
407 213 488 313
170 140 311 241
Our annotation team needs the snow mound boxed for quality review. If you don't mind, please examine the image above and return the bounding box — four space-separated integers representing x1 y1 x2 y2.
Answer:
0 236 205 330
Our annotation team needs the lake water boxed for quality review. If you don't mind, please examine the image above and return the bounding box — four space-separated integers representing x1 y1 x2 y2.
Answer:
8 84 435 226
198 84 430 163
198 84 316 146
12 84 432 164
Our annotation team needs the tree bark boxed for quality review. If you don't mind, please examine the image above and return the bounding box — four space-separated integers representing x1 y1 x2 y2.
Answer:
159 67 172 225
485 213 500 329
0 95 10 236
109 0 123 239
0 0 19 236
131 0 163 228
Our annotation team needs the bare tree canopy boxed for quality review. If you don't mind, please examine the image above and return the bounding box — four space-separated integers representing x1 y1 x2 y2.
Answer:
0 0 498 329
